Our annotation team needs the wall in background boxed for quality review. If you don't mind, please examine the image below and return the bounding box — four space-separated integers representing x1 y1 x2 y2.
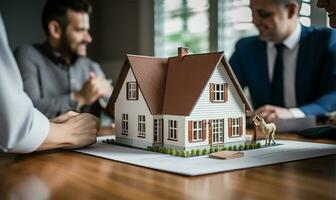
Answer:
90 0 154 82
0 0 47 50
0 0 154 83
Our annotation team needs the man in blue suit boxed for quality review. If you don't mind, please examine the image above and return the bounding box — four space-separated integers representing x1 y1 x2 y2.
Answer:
230 0 336 122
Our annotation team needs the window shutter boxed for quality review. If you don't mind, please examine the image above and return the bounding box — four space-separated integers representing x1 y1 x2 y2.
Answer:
209 83 214 102
228 118 232 138
202 120 206 141
126 82 129 100
188 121 193 143
160 119 164 143
239 117 243 136
224 83 228 102
208 120 212 145
135 82 139 100
222 119 225 143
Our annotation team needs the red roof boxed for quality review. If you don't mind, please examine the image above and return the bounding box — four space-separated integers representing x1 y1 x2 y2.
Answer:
107 52 252 116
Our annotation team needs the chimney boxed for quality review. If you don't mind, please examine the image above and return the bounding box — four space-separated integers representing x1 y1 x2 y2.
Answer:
178 47 189 58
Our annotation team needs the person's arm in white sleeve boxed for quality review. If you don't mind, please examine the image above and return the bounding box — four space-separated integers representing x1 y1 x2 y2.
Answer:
0 14 99 153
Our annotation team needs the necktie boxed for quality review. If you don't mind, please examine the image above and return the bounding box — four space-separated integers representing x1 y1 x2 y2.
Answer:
271 43 285 107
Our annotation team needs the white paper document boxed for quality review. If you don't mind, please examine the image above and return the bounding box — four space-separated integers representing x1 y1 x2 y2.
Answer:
74 137 336 176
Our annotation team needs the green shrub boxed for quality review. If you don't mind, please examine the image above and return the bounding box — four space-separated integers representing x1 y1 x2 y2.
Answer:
238 144 244 151
202 149 208 155
109 139 115 144
104 139 114 144
209 147 214 153
164 148 170 154
170 149 176 156
147 146 153 151
182 151 189 157
168 148 173 154
249 144 253 149
175 150 181 157
222 146 227 151
214 147 220 152
196 149 202 156
191 149 196 156
228 146 232 151
233 145 237 151
251 144 256 149
256 143 261 148
152 146 159 152
158 147 165 153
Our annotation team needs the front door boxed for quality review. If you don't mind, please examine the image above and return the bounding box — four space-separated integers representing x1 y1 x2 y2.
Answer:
212 119 224 144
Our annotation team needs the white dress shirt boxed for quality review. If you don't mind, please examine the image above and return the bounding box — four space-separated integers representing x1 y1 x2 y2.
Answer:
267 23 305 118
0 14 49 153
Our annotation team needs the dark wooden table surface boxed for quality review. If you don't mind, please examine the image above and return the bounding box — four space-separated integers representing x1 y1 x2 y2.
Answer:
0 128 335 200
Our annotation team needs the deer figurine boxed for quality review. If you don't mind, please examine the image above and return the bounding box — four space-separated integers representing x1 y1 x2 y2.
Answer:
252 115 276 146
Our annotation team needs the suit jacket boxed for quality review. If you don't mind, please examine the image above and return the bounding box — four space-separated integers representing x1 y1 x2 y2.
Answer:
229 25 336 116
0 14 49 153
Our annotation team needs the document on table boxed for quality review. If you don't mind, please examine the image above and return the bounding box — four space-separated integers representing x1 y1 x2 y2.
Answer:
74 137 336 176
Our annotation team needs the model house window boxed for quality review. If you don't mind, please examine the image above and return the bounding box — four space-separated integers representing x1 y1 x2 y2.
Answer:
232 118 240 137
228 117 242 137
127 82 138 100
153 119 163 142
121 114 128 135
154 0 210 56
209 83 228 102
192 121 202 141
168 120 177 140
212 119 224 143
138 115 146 137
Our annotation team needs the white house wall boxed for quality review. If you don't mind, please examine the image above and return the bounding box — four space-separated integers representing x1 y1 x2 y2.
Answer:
162 115 186 150
115 68 153 149
187 62 246 145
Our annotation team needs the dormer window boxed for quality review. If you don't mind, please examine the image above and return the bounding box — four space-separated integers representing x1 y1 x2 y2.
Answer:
209 83 228 102
127 82 138 100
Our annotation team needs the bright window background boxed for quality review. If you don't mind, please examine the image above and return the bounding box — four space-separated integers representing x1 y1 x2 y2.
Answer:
155 0 312 57
155 0 210 56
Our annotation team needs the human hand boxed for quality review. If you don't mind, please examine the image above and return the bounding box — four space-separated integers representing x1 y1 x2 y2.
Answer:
74 72 112 106
255 105 294 122
38 113 100 151
61 113 100 149
50 111 79 123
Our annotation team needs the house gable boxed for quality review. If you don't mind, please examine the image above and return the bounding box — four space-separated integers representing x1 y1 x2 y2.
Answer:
114 68 154 145
189 62 246 119
107 55 168 116
162 52 223 116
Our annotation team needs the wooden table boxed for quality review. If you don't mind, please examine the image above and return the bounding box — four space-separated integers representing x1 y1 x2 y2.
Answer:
0 130 335 200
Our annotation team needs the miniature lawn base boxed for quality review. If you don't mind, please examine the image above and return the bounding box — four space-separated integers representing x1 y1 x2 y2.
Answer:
74 137 336 176
101 139 272 158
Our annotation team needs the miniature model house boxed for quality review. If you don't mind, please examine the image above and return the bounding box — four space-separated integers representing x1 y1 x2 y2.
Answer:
107 47 252 150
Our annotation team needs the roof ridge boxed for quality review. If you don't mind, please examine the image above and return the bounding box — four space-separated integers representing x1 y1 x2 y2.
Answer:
127 54 167 59
168 51 224 59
